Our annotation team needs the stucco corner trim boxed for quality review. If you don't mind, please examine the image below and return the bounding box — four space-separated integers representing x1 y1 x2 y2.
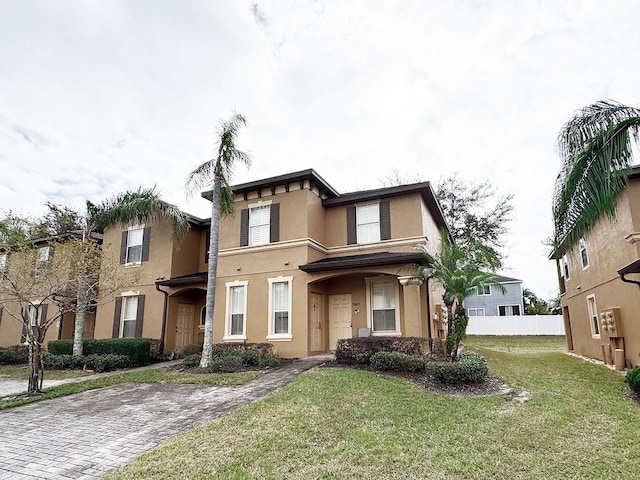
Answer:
398 276 423 286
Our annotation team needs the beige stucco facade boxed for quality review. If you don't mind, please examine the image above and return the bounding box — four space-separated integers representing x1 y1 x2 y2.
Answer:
556 171 640 368
91 170 449 358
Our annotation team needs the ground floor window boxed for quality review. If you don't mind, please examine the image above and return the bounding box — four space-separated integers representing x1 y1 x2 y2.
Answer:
467 308 485 316
224 280 248 341
366 277 400 334
267 276 293 341
587 295 599 337
498 305 521 316
121 296 138 338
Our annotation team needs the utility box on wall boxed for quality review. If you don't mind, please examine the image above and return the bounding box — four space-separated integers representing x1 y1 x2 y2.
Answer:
599 308 626 370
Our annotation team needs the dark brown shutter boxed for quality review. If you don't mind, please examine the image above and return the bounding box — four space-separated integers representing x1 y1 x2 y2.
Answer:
240 208 249 246
141 227 151 262
112 297 123 338
204 229 211 263
39 304 48 325
135 295 145 338
0 306 3 324
270 203 280 243
379 201 391 240
346 206 357 245
119 231 128 264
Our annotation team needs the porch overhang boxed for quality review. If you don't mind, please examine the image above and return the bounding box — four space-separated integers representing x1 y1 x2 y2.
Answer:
299 252 425 272
618 258 640 287
155 272 208 287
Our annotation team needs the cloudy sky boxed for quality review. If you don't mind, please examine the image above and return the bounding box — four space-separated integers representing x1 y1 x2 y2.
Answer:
1 0 639 299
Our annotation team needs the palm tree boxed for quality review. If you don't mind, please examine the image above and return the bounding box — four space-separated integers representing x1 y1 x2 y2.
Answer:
553 100 640 252
72 187 189 356
186 113 251 368
416 230 502 360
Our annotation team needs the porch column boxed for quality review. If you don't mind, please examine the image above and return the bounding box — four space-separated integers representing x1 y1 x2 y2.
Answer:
398 276 424 337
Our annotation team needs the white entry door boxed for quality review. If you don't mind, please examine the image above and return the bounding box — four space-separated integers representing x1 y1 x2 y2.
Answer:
176 303 194 349
329 294 352 350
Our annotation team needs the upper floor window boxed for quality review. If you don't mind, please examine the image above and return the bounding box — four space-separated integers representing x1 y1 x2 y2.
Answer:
561 254 570 279
120 227 150 265
477 285 491 296
249 204 271 246
579 238 589 269
357 204 380 244
347 201 391 245
240 202 280 247
468 308 485 316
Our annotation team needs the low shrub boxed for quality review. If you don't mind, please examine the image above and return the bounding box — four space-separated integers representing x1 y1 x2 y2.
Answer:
181 345 281 371
181 344 203 356
626 366 640 394
0 346 28 365
183 354 201 368
426 352 489 384
335 337 429 364
42 353 130 372
370 351 425 372
48 338 152 366
210 353 244 372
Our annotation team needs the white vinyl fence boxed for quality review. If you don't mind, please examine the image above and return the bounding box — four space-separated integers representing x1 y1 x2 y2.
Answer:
466 315 565 336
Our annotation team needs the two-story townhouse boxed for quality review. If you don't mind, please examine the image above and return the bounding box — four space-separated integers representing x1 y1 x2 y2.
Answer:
94 169 449 358
553 165 640 369
0 231 103 347
462 275 524 317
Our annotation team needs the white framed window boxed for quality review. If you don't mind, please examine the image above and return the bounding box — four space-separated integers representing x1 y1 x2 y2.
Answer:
121 296 139 338
477 285 491 296
579 238 589 269
366 276 400 335
125 228 144 264
224 280 248 341
267 276 293 341
587 294 599 337
249 204 271 246
562 254 570 279
0 253 7 271
467 308 485 317
498 305 521 316
37 246 50 262
27 303 44 327
356 203 380 244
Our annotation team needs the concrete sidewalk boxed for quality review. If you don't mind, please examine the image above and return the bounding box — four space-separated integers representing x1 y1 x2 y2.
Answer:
0 355 331 480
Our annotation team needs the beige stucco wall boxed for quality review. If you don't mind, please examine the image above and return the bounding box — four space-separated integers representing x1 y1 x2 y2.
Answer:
560 184 640 367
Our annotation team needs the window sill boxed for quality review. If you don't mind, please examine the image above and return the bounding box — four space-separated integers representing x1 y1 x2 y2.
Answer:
371 331 401 337
223 335 247 342
124 262 141 268
266 334 293 342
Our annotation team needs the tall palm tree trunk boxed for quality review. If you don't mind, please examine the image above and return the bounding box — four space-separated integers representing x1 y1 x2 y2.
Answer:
73 275 88 356
200 171 222 368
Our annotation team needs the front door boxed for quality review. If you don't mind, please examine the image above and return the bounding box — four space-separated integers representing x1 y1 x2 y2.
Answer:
176 303 195 349
310 293 324 352
329 294 352 350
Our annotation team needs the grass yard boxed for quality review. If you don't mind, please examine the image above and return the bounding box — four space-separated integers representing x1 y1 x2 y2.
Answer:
0 365 94 380
104 336 639 480
0 368 259 410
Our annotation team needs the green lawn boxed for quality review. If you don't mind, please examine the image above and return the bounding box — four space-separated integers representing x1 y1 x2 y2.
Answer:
104 336 639 480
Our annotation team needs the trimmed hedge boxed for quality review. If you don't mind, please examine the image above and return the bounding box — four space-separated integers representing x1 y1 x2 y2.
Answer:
0 346 28 365
42 353 131 373
370 351 426 372
48 338 152 366
335 336 429 364
426 352 489 384
183 344 281 372
626 366 640 394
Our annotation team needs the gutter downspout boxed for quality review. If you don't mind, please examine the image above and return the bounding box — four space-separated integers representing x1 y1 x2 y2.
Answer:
619 272 640 288
155 283 169 354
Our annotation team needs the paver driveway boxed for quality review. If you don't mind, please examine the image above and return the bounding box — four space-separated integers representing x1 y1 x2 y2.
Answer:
0 356 329 480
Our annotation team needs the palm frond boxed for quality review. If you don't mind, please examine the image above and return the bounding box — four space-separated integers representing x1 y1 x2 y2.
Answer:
553 100 640 252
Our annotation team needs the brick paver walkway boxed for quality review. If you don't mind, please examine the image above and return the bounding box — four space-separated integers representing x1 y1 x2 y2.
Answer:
0 356 330 480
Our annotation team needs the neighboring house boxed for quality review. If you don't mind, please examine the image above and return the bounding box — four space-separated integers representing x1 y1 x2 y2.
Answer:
0 231 103 347
552 165 640 369
93 169 450 358
462 275 524 317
